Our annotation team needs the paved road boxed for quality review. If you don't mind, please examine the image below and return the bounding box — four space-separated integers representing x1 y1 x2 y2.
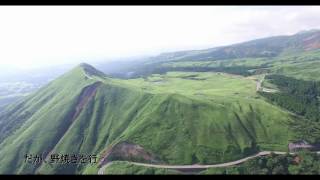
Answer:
98 151 311 174
256 79 262 91
98 162 112 175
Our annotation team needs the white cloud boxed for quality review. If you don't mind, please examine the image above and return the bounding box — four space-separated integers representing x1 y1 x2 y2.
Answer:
0 6 320 69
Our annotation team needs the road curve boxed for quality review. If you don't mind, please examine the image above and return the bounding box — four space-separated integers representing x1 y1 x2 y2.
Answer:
98 151 301 174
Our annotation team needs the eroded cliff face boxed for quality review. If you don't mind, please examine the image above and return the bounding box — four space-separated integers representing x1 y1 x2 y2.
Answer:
72 82 101 120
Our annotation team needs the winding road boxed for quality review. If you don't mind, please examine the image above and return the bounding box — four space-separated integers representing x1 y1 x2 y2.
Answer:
98 151 320 174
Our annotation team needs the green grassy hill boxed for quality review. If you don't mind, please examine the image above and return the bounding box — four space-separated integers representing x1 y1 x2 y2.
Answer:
0 63 298 174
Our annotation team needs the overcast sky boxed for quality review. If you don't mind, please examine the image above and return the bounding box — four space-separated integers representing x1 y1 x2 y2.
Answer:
1 6 320 69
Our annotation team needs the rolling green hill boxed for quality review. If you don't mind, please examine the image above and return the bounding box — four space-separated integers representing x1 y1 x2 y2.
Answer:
0 63 299 174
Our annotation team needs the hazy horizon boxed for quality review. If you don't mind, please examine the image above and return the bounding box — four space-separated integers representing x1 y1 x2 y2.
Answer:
1 6 320 70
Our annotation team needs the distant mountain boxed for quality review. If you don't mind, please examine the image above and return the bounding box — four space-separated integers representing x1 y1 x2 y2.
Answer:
105 29 320 79
148 29 320 62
